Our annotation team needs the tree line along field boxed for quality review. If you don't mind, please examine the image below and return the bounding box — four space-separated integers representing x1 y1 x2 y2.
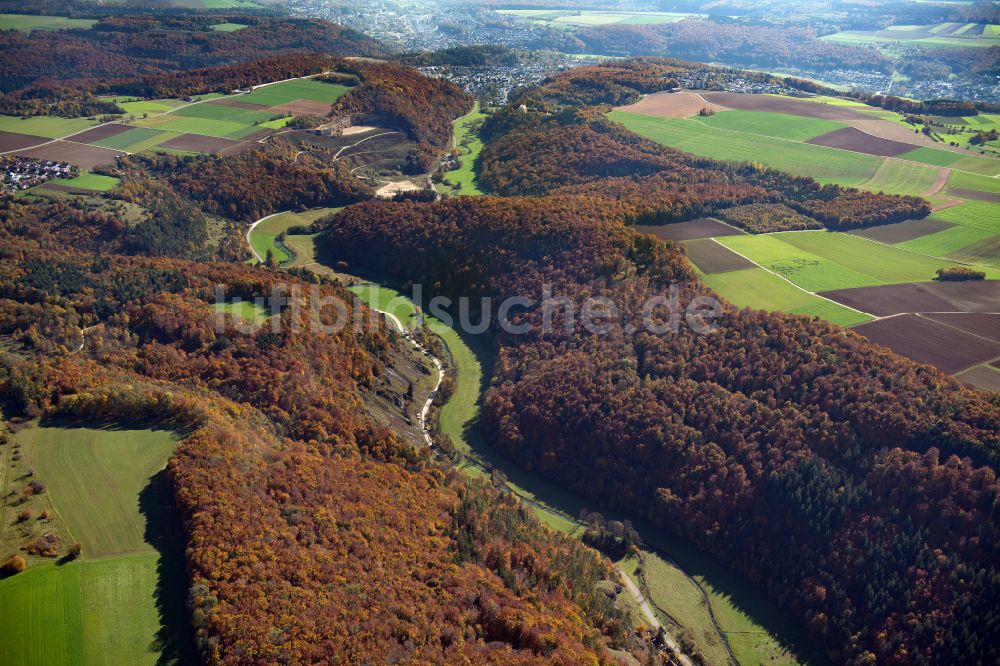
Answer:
0 423 194 666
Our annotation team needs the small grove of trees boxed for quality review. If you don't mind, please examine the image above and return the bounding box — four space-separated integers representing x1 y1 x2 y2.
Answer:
580 511 640 558
2 555 26 576
936 266 986 281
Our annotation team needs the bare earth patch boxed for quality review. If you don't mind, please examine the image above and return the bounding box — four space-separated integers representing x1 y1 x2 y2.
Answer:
947 188 1000 204
852 313 1000 374
682 238 755 274
634 218 744 241
807 127 916 157
922 313 1000 344
340 125 379 136
376 180 422 198
268 99 334 116
13 141 124 169
954 365 1000 392
819 281 1000 317
0 130 48 152
614 91 728 117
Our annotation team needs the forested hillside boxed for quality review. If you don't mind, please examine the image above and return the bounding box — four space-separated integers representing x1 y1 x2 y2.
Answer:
0 16 386 94
0 197 637 664
319 61 1000 665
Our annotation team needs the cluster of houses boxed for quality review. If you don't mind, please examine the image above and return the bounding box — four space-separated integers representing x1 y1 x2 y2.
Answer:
1 157 75 195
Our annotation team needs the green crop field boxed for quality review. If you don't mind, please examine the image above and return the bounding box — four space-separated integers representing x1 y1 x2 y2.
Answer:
609 112 881 186
695 110 846 142
860 160 940 196
0 13 96 31
898 225 998 265
49 172 121 192
902 146 1000 176
250 208 340 264
946 169 1000 196
775 230 997 282
237 79 351 107
934 201 1000 234
0 115 100 139
134 114 259 139
22 425 178 557
174 102 287 126
701 267 871 326
719 234 882 291
92 127 169 153
442 103 486 196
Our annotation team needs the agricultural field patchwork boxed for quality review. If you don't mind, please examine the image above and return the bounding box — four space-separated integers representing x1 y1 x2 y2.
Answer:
821 23 1000 48
702 267 872 326
608 111 881 186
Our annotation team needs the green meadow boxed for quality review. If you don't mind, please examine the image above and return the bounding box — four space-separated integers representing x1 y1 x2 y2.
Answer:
134 114 261 139
174 102 287 126
442 103 487 196
249 208 340 264
212 300 271 324
862 160 940 196
210 22 248 31
48 172 120 192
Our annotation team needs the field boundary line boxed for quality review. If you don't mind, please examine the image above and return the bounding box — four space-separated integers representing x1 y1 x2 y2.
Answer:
710 238 877 319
